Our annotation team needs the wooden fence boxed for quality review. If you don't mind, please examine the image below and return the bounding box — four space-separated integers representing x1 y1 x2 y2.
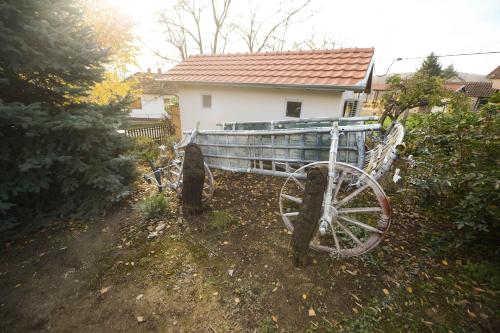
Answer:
124 124 175 142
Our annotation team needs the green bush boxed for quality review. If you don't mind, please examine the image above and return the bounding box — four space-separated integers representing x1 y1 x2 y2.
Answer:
0 0 136 230
403 100 499 239
137 194 171 220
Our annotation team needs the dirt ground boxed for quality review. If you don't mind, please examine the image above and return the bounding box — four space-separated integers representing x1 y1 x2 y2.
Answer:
0 171 498 332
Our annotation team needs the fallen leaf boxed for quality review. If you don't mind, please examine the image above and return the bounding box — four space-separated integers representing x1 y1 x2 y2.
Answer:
272 315 278 322
100 286 111 294
383 288 390 296
234 297 240 304
302 294 307 300
442 260 448 266
308 308 316 317
406 287 413 294
228 269 234 277
212 292 219 296
137 316 145 323
352 307 359 314
467 309 477 319
136 294 144 300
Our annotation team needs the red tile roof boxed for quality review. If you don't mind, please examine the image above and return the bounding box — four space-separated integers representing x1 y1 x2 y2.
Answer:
443 82 465 92
159 48 374 91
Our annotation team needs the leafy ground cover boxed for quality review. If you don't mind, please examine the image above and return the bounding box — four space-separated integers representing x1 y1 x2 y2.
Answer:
0 170 498 332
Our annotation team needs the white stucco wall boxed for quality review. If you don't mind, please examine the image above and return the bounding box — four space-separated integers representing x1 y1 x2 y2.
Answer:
129 94 169 119
178 85 353 131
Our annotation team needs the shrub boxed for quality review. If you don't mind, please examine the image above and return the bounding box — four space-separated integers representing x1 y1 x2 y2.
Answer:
402 101 499 240
137 194 171 220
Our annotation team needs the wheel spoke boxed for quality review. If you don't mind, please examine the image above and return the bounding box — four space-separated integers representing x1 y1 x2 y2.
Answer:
281 193 302 204
336 183 369 208
335 220 364 246
282 214 292 229
339 215 383 234
284 212 299 217
332 171 345 204
338 207 382 214
291 175 305 190
330 222 341 252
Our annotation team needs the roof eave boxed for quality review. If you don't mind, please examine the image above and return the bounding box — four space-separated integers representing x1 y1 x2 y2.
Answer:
355 56 375 93
157 79 367 92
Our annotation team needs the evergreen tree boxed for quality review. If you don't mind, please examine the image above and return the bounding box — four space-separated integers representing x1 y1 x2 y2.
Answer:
0 0 136 230
442 64 458 80
417 52 458 79
418 52 443 77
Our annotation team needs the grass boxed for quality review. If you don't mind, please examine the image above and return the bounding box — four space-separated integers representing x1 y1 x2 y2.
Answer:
136 193 172 220
207 210 239 231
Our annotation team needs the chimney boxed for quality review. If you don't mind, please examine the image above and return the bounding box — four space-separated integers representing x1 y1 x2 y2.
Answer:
157 68 162 74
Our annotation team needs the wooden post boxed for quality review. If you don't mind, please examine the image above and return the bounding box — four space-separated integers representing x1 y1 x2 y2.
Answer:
182 143 205 216
291 166 328 267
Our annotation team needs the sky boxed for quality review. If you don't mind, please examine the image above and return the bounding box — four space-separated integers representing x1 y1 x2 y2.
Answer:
106 0 500 76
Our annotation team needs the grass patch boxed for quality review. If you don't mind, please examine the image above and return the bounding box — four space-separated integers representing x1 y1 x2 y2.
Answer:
461 261 500 289
137 193 172 220
207 210 239 231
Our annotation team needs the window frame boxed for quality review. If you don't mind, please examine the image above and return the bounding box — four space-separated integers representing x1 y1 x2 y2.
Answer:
285 99 303 118
202 94 212 108
343 99 359 117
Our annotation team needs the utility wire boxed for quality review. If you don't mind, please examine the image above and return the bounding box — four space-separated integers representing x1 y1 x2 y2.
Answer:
376 51 500 76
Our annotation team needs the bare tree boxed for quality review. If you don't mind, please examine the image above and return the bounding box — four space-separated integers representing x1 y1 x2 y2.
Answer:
158 0 232 59
210 0 232 53
292 32 337 51
236 0 312 53
158 3 189 60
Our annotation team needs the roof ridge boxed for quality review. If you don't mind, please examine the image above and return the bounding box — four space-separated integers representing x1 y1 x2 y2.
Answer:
187 47 374 59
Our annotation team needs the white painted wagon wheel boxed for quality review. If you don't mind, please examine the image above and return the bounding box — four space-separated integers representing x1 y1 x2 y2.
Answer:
279 162 391 257
165 159 215 203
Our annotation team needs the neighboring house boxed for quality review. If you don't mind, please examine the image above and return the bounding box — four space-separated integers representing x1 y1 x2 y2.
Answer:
158 48 374 131
127 70 177 120
461 81 494 110
487 65 500 90
363 71 494 113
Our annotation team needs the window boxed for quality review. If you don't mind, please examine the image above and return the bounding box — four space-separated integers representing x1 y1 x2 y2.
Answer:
202 94 212 108
343 100 359 117
286 100 302 118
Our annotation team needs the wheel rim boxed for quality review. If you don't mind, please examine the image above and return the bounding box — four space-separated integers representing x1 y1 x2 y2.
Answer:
279 162 391 257
166 160 215 203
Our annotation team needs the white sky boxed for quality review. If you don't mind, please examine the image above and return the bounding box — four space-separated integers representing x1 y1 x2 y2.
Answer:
106 0 500 76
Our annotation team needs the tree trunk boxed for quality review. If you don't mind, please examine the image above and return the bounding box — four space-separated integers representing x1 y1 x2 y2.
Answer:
182 143 205 216
291 166 328 267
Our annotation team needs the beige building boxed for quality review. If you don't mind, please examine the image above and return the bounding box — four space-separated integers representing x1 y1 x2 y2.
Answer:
487 65 500 90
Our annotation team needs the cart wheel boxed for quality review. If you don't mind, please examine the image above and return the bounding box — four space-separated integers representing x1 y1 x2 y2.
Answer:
279 162 391 257
166 159 215 203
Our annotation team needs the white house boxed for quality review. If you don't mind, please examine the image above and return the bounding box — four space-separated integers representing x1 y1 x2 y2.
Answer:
158 48 374 131
128 70 177 119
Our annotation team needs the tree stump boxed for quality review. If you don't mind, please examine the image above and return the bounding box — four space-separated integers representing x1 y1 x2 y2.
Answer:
182 143 205 216
291 166 328 267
